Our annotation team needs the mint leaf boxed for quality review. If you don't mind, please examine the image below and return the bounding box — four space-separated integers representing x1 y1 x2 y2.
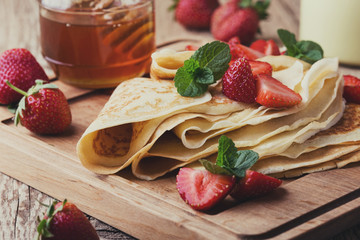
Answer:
216 135 239 168
195 67 214 85
278 29 324 64
174 41 231 97
200 159 232 175
174 59 209 97
192 41 231 80
216 135 258 178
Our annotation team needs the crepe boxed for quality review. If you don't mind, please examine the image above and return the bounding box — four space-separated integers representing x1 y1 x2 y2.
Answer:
77 49 359 180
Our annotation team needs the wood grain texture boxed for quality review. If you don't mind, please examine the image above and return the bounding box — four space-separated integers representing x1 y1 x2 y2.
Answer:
1 0 360 239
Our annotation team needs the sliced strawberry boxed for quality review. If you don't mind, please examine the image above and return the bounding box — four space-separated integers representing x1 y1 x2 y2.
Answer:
176 168 236 211
237 44 265 61
227 37 265 64
250 39 280 56
230 170 282 201
222 57 256 103
228 36 246 64
185 45 199 51
249 60 272 76
343 74 360 104
255 74 302 108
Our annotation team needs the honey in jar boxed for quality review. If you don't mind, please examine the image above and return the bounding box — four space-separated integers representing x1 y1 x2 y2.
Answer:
38 0 155 88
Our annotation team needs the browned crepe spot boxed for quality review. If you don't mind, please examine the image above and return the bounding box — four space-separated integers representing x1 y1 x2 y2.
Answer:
93 124 133 157
310 104 360 138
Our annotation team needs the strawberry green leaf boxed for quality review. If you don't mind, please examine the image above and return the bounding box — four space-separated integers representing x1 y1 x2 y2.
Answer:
240 0 271 20
14 96 25 126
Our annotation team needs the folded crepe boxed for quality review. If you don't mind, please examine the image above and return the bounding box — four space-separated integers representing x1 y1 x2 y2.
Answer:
77 49 360 180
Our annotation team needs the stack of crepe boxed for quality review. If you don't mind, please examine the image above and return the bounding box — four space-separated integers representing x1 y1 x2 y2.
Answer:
76 49 360 180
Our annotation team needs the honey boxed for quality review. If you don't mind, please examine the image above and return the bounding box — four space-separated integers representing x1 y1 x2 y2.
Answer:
39 0 155 88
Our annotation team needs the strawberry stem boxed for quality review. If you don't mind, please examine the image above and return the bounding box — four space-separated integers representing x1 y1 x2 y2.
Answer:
5 80 29 97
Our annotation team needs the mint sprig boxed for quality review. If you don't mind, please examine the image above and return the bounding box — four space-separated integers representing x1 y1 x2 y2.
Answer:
201 135 259 178
174 41 231 97
278 29 324 64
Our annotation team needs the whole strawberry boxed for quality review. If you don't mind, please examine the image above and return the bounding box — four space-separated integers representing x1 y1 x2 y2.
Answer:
211 0 271 44
37 199 99 240
7 80 71 135
222 57 256 103
0 48 49 105
171 0 220 29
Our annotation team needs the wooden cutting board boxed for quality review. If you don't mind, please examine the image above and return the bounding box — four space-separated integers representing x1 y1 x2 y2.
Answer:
1 42 360 240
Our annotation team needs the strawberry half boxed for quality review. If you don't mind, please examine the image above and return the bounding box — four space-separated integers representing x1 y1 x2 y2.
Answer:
250 39 281 56
343 74 360 104
230 170 282 201
249 60 272 76
222 57 256 103
176 168 236 211
228 37 265 65
255 74 302 108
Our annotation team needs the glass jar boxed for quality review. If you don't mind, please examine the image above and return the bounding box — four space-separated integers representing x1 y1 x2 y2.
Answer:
38 0 155 88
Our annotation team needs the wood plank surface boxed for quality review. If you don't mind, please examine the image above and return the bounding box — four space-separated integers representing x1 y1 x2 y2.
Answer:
1 0 360 239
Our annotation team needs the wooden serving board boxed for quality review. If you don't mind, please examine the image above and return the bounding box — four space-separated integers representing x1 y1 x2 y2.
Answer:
1 42 360 240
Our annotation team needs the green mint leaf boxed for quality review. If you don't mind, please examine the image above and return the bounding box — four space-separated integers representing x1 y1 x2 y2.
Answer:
278 29 324 64
195 67 214 85
174 41 231 97
216 135 239 168
191 41 231 80
174 59 208 97
295 40 324 64
216 135 258 178
278 29 297 49
200 159 232 175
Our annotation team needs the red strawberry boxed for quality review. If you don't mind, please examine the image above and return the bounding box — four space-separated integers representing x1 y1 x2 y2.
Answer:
249 60 272 76
176 168 236 211
343 74 360 104
230 170 282 201
211 0 270 45
37 199 99 240
7 80 71 135
0 48 49 105
227 37 265 64
250 39 281 56
255 74 302 108
172 0 220 29
184 45 199 51
222 57 256 103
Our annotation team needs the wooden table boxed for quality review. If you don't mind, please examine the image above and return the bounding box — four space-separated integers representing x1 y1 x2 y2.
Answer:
1 0 360 239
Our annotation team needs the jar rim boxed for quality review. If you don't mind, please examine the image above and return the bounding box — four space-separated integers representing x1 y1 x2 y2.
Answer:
38 0 153 15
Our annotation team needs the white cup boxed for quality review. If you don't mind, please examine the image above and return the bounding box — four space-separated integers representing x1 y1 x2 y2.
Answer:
300 0 360 66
